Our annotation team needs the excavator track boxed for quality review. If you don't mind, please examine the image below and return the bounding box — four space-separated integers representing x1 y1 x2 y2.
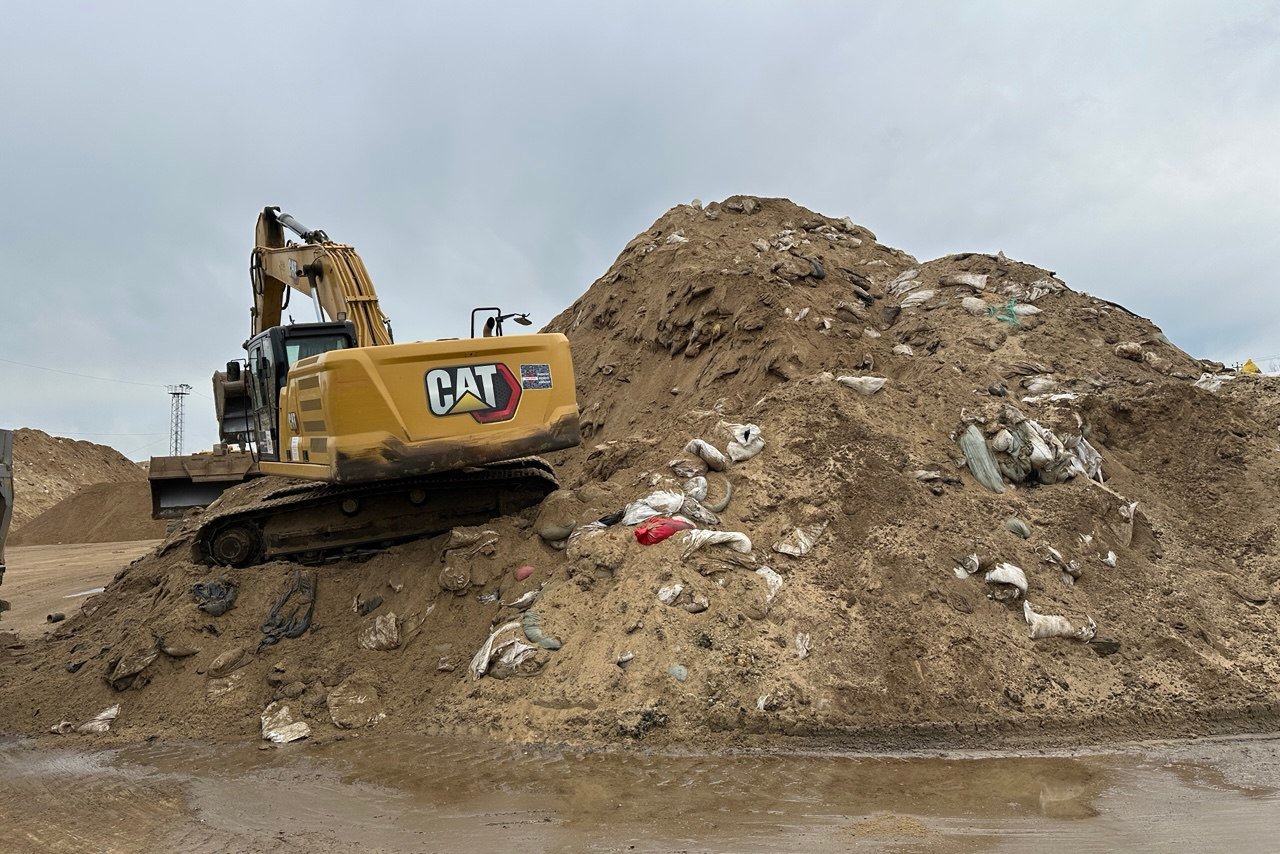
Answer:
194 457 558 567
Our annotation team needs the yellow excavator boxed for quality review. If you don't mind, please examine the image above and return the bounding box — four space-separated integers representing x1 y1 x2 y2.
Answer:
149 207 580 566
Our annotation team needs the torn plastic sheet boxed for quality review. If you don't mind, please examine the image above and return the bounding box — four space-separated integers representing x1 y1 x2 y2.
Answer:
772 519 829 557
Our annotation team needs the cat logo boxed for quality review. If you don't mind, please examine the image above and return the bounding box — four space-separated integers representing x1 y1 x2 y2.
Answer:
424 363 521 423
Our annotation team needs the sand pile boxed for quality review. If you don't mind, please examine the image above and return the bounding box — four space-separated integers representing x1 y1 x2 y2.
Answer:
7 429 146 532
8 482 165 546
4 196 1279 750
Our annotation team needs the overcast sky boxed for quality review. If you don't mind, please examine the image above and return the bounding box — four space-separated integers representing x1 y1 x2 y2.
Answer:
2 1 1278 459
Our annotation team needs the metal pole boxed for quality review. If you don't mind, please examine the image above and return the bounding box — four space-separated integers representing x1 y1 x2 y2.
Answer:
0 428 14 595
167 384 192 456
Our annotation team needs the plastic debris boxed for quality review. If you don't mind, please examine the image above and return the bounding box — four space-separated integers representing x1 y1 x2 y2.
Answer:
684 439 728 472
795 633 811 660
327 677 386 729
357 613 400 651
1005 518 1031 539
353 594 383 616
899 289 935 310
958 424 1005 494
1043 545 1083 586
1194 372 1234 392
261 701 310 743
259 570 316 651
46 612 66 624
105 647 159 691
755 566 784 605
725 423 765 462
622 489 687 525
886 268 920 296
772 519 829 557
657 584 685 605
192 578 238 617
469 621 521 680
1115 342 1144 361
51 704 121 736
702 474 734 513
680 529 753 557
514 565 536 581
684 476 708 502
985 562 1028 597
521 611 562 650
206 646 247 679
836 375 887 395
616 651 635 669
1022 375 1057 394
892 344 914 356
953 553 981 578
489 642 546 680
940 273 988 290
1024 601 1097 642
502 588 541 610
669 457 706 478
1103 551 1118 568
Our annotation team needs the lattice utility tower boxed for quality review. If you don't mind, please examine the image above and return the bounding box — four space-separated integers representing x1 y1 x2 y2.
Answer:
167 384 192 456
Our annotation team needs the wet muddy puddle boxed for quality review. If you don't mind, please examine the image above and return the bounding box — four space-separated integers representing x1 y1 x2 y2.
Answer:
2 734 1277 852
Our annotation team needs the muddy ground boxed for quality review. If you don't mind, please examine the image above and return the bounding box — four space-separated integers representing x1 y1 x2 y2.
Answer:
2 734 1278 852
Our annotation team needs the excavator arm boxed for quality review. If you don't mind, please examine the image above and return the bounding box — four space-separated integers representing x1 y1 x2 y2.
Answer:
250 207 393 348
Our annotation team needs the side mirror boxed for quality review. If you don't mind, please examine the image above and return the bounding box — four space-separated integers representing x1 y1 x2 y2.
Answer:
226 361 242 382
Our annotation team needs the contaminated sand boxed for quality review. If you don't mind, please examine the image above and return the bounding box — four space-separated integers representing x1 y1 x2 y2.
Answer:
3 196 1278 751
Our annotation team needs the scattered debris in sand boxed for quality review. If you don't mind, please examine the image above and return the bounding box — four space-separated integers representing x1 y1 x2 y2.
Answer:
4 196 1280 752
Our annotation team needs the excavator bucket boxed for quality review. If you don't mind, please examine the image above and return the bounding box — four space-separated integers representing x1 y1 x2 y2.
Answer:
148 448 255 520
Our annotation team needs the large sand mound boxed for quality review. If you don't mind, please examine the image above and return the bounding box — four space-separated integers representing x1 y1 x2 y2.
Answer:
7 429 145 532
8 481 165 546
4 196 1279 750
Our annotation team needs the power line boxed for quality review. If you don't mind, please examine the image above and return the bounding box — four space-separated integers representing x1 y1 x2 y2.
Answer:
14 429 169 437
0 356 166 388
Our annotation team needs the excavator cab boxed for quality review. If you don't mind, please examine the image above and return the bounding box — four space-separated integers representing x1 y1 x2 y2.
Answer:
242 321 356 461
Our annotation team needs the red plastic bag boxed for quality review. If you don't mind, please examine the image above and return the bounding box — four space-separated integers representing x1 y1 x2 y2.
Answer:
634 516 694 545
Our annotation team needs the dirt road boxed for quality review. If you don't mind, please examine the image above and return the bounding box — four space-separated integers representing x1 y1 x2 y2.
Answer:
0 541 158 638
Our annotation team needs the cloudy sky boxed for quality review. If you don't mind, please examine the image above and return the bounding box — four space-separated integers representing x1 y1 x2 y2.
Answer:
2 1 1278 458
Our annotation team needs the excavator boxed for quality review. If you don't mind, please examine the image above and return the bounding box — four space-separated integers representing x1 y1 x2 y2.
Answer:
148 207 581 567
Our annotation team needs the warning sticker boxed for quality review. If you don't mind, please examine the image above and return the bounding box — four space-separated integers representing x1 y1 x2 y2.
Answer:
519 363 553 390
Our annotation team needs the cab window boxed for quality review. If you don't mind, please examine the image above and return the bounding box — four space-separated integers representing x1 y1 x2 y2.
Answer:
286 335 348 366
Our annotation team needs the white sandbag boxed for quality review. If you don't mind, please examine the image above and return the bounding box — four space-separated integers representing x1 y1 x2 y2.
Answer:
899 289 935 310
940 272 988 291
985 562 1028 596
725 423 765 462
679 529 753 557
961 296 989 316
886 268 920 296
836 375 887 395
1012 304 1042 317
683 476 708 502
684 439 728 472
1023 601 1097 641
